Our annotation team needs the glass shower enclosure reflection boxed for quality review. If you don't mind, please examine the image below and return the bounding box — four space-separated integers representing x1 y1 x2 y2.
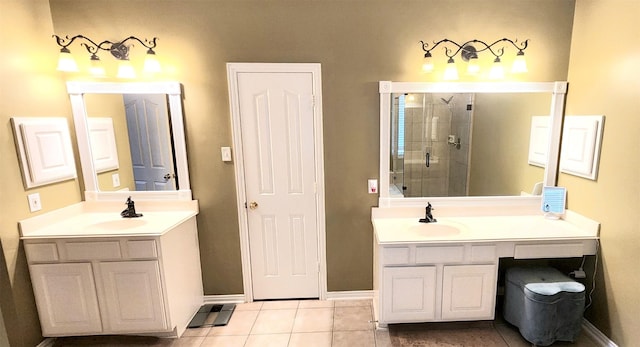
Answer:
391 93 473 197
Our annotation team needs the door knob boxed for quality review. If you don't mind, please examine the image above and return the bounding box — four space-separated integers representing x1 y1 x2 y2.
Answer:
249 201 259 210
163 173 174 180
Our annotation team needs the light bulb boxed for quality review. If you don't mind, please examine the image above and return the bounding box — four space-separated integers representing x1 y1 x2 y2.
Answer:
443 58 459 81
422 53 434 73
88 55 105 77
116 59 136 78
467 57 480 75
511 52 528 73
57 48 78 72
489 57 505 80
143 50 161 73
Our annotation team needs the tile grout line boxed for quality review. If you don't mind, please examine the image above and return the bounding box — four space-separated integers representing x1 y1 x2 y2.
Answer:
331 302 336 346
287 301 300 347
242 303 263 347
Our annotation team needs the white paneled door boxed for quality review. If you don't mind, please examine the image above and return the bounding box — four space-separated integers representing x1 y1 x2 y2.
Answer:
236 70 320 300
123 94 176 191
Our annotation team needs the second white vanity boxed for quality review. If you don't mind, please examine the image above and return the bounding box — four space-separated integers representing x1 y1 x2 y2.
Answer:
19 200 203 338
14 81 204 338
371 202 599 328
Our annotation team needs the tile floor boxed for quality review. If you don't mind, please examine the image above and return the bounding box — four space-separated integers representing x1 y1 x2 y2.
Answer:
52 299 599 347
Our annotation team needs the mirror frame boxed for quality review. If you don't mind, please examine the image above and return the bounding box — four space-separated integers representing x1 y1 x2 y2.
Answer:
67 81 192 201
379 81 568 207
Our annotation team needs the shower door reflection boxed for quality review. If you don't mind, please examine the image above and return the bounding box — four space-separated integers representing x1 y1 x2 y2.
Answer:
391 93 473 197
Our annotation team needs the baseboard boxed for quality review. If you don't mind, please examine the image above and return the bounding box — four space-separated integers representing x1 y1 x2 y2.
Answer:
203 291 374 304
325 290 374 300
583 318 618 347
203 294 245 304
37 337 56 347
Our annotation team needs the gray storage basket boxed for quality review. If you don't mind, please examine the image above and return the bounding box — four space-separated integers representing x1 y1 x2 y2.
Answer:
504 266 585 346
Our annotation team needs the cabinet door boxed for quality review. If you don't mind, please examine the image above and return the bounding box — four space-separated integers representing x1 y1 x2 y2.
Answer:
441 264 496 320
382 266 437 322
30 263 102 335
98 261 167 332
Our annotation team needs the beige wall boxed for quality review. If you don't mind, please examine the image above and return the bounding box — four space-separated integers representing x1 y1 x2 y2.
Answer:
0 1 82 346
563 0 640 345
0 303 8 347
470 93 550 196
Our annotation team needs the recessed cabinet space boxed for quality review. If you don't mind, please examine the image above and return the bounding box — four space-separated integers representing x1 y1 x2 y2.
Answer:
24 217 202 337
374 243 498 327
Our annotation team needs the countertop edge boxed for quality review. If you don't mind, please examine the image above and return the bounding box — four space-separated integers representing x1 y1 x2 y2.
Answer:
375 235 600 245
19 201 199 239
372 209 600 244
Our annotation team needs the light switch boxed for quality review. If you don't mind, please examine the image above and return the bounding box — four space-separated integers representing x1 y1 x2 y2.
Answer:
112 173 120 187
221 147 232 162
368 179 378 194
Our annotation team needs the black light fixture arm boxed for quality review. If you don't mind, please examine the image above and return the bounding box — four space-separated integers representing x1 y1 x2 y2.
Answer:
53 34 158 60
53 34 85 49
420 38 529 60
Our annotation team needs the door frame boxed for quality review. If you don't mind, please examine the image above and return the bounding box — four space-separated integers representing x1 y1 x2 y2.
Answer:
226 63 327 302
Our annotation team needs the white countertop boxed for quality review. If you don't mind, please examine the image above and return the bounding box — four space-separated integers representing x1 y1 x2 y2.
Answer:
20 200 198 239
372 208 599 245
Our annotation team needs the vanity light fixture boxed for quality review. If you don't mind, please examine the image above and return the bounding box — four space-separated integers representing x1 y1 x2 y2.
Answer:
53 35 161 77
420 38 528 80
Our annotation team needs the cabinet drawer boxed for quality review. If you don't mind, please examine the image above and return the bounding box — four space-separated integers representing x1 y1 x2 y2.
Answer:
126 240 158 259
514 243 583 259
64 241 122 261
416 246 464 264
471 245 496 262
25 243 59 263
382 247 411 265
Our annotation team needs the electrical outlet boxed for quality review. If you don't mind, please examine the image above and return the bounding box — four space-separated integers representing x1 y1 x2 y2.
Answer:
221 147 232 162
368 179 378 194
27 193 42 212
571 269 586 279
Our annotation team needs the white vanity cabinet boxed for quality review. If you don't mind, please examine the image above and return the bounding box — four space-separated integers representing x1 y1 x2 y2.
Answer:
374 242 498 327
23 216 202 337
371 207 600 329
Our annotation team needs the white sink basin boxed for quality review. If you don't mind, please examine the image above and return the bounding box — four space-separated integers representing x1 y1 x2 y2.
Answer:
85 218 148 231
407 221 466 237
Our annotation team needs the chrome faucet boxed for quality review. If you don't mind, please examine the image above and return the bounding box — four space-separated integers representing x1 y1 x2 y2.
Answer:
121 196 143 218
419 202 437 223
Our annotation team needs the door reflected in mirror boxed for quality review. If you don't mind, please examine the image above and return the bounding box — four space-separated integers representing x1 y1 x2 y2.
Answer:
391 92 551 197
84 93 177 192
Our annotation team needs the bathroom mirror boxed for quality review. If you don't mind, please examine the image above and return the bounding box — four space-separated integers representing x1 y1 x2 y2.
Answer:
379 81 567 207
68 81 192 201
